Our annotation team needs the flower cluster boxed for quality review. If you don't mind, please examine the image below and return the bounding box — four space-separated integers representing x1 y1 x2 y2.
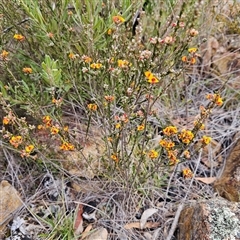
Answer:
90 63 102 69
182 168 193 178
149 36 175 45
159 125 179 165
50 126 60 135
139 50 152 60
159 139 175 149
178 129 194 144
114 113 129 129
167 150 179 165
104 95 115 102
38 115 74 151
182 47 198 65
148 149 159 159
21 144 35 158
60 142 75 151
163 126 178 136
118 59 131 68
201 135 211 145
2 112 15 125
206 93 223 106
9 135 22 148
42 115 52 127
88 103 98 111
52 97 63 107
189 28 199 37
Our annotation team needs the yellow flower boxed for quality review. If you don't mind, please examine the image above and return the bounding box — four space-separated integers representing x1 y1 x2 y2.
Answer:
63 126 69 132
52 97 63 106
169 158 179 165
190 57 196 64
1 50 9 60
163 126 178 136
178 129 194 144
37 124 45 130
188 48 197 53
111 154 119 162
137 125 145 131
206 93 223 106
3 116 10 125
182 168 193 178
107 29 112 35
25 145 34 153
206 94 213 100
42 115 52 127
183 150 191 159
90 63 102 69
144 71 153 78
167 150 179 165
69 52 77 59
115 123 121 129
118 59 131 68
112 15 125 24
50 126 60 135
60 142 75 151
201 135 211 145
87 103 98 111
214 94 223 106
159 139 175 149
181 56 188 62
148 149 159 159
147 75 159 84
13 34 25 41
144 71 159 84
22 67 33 74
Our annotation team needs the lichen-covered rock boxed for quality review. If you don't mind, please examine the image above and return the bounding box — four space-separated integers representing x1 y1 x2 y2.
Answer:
176 197 240 240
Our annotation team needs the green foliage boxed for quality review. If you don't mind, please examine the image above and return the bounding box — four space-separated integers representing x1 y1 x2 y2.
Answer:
0 0 225 189
38 207 75 240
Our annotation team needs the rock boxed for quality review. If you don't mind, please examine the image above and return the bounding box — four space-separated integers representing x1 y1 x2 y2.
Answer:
84 227 108 240
60 124 105 179
62 140 104 179
176 197 240 240
0 180 23 238
214 136 240 202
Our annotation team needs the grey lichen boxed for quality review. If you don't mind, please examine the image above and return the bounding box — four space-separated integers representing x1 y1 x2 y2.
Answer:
209 206 240 240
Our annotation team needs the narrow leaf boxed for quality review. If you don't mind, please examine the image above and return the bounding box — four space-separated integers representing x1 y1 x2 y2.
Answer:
195 177 216 184
140 208 158 229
